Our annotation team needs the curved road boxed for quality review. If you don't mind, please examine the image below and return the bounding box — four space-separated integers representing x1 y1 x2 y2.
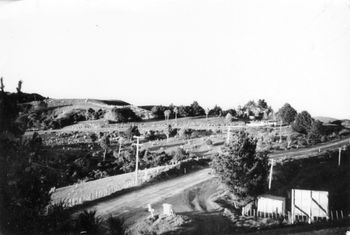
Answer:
270 136 350 161
75 168 215 219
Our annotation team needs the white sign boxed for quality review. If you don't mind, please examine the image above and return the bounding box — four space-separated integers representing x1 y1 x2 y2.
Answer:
163 203 174 216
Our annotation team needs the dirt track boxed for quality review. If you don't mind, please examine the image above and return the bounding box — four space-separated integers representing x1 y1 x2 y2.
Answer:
74 168 216 220
270 137 350 161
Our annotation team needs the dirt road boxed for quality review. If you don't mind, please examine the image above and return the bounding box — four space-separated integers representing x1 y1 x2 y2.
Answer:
74 168 215 220
270 137 350 161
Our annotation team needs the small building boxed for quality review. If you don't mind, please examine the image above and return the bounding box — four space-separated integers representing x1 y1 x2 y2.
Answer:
257 194 286 214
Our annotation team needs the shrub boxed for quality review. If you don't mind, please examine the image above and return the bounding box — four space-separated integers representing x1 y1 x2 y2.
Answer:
107 216 126 235
76 210 102 235
172 148 188 162
124 125 140 139
109 107 140 123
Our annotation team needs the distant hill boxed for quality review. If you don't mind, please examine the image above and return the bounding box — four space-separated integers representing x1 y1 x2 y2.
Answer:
314 116 338 123
97 100 129 106
19 97 153 131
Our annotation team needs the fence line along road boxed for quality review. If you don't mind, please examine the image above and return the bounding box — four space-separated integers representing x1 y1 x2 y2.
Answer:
269 137 350 161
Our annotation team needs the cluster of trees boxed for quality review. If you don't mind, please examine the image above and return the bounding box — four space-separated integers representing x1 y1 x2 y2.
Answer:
277 103 326 144
150 99 273 121
151 101 205 119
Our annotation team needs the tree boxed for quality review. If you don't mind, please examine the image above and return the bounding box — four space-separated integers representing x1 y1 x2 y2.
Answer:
210 131 269 205
292 111 313 134
110 107 139 123
125 125 140 139
205 108 210 119
100 134 110 161
307 120 324 144
173 107 178 121
151 105 166 119
177 105 190 117
165 124 172 142
225 113 233 123
223 109 236 117
277 103 297 124
210 105 222 117
189 101 205 116
257 99 268 109
16 80 23 93
0 77 4 92
244 100 256 109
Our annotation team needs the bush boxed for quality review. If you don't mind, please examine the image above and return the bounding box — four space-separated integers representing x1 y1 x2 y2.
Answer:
172 148 189 162
76 210 102 235
124 125 140 139
110 107 140 123
107 216 126 235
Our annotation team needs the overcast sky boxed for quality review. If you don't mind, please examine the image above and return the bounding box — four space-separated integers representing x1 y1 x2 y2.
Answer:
0 0 349 119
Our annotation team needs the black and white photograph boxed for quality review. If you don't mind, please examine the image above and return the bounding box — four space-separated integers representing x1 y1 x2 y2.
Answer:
0 0 350 234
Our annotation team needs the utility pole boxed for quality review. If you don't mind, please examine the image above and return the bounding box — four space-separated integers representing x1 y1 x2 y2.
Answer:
268 159 274 190
133 136 143 185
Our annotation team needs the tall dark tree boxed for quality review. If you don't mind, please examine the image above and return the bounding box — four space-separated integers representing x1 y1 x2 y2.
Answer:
210 105 222 117
277 103 297 124
210 131 269 206
189 101 205 116
177 105 190 117
307 120 324 144
292 111 313 134
257 99 268 109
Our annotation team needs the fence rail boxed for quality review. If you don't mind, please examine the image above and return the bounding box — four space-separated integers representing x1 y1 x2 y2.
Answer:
50 163 180 208
242 208 348 224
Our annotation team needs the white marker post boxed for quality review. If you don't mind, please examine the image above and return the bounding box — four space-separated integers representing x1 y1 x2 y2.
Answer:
133 136 143 185
268 159 274 190
279 121 282 143
226 126 231 143
338 147 342 166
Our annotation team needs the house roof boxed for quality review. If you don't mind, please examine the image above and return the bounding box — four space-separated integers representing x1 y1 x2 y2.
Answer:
258 194 285 201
